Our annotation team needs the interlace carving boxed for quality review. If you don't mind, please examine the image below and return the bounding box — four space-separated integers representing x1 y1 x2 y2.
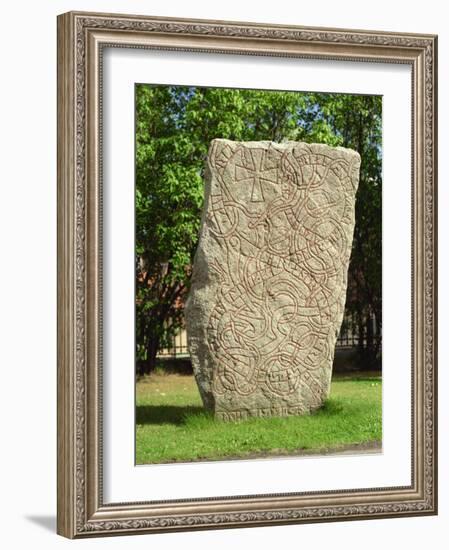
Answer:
187 140 360 417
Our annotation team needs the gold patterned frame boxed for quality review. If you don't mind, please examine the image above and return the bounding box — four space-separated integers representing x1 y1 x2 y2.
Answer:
57 11 438 538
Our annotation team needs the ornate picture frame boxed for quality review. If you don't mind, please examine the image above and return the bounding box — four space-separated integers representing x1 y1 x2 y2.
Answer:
57 11 437 538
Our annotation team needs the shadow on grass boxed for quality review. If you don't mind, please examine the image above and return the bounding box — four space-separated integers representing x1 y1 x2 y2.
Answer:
136 404 206 425
317 399 345 416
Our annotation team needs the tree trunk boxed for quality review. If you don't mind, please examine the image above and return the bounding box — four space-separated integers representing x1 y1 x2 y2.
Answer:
366 313 373 359
141 330 160 375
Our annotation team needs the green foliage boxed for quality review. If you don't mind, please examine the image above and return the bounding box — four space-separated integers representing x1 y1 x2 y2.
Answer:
317 94 382 365
135 374 382 463
136 85 382 372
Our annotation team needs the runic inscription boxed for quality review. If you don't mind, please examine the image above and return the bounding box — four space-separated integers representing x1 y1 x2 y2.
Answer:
185 139 360 419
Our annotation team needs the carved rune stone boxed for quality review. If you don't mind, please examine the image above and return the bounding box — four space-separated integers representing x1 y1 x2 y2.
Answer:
185 139 360 420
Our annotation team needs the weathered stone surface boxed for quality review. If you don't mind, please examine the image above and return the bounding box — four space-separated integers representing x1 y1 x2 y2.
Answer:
186 139 360 420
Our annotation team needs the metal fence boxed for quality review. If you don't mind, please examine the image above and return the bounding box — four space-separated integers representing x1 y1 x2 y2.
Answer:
336 314 381 349
157 314 381 358
157 326 190 358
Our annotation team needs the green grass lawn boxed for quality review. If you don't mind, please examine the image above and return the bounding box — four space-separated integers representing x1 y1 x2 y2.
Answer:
136 372 382 464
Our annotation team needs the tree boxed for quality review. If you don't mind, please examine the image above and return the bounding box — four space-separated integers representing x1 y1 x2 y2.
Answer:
136 85 382 374
135 86 203 374
316 94 382 366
